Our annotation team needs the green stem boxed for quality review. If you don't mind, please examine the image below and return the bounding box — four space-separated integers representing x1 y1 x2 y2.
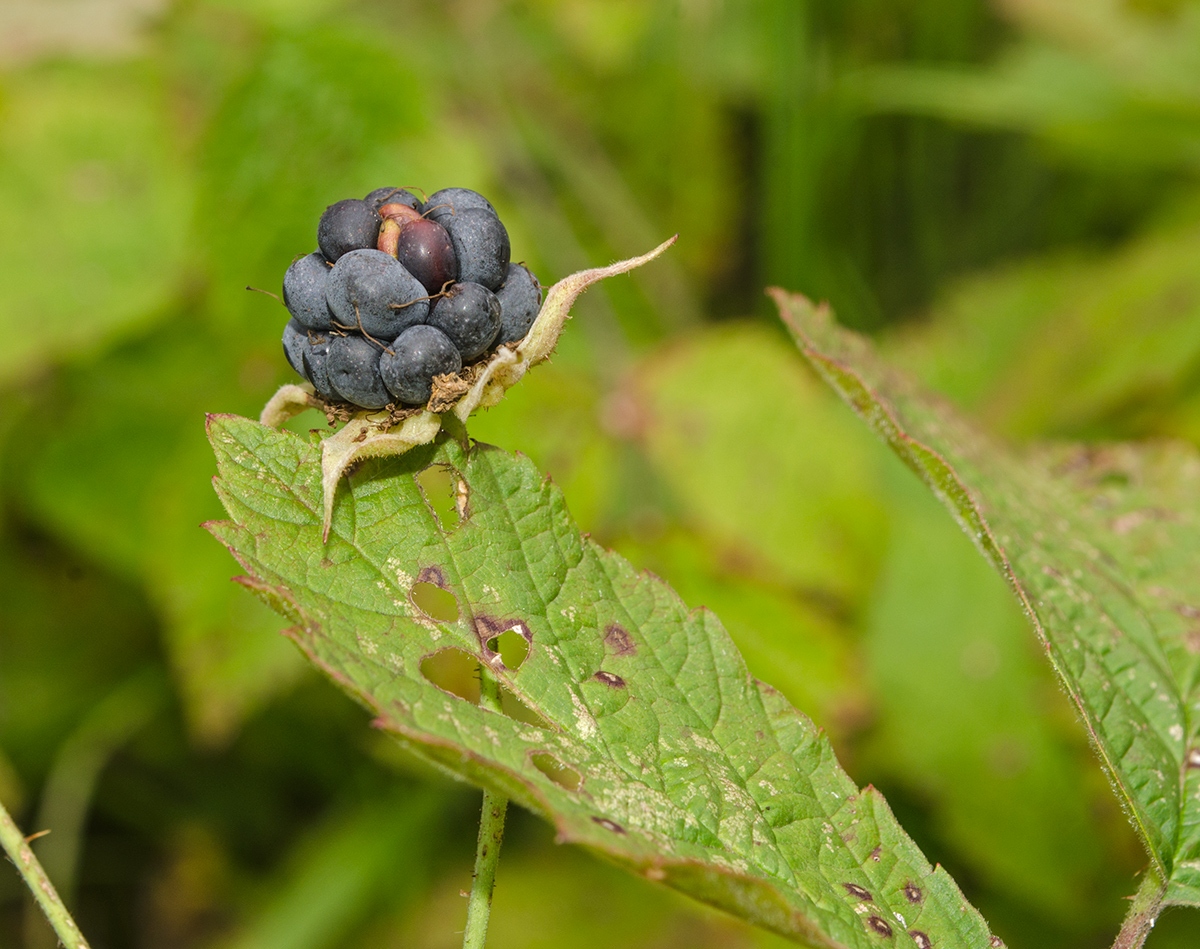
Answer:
462 789 508 949
0 798 91 949
1112 865 1166 949
462 665 509 949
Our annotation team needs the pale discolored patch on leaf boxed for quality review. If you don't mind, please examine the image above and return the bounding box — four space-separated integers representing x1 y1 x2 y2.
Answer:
207 414 1000 948
774 288 1200 908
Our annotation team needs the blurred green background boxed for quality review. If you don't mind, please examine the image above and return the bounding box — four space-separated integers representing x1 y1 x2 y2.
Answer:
3 0 1200 946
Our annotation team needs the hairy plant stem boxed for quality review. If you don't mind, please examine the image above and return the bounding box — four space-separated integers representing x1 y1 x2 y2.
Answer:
0 799 91 949
462 666 509 949
1112 866 1165 949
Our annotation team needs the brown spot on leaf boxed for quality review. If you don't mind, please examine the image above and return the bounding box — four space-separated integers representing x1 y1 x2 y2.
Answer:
592 816 625 834
989 939 1005 948
593 671 626 688
843 882 872 901
869 845 882 862
417 565 450 589
903 882 923 904
909 932 931 949
866 916 893 937
604 623 636 656
1188 747 1200 769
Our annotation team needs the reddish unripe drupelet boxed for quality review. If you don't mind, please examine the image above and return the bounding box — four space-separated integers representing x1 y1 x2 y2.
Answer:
395 218 458 294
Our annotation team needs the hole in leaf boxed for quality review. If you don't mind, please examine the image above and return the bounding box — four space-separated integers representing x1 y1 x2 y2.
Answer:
532 752 581 791
420 648 480 704
499 686 555 730
415 464 462 531
412 582 458 622
486 628 530 670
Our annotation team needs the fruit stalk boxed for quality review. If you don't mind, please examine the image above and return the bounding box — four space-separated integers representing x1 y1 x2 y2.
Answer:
0 799 91 949
462 666 509 949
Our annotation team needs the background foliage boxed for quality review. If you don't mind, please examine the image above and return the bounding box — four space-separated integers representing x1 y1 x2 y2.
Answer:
2 0 1200 946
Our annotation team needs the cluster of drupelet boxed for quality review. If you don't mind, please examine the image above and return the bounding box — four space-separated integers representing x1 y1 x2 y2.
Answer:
281 187 542 409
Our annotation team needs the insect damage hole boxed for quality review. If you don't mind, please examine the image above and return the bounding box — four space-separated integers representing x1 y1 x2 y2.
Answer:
411 581 459 623
499 686 555 730
420 648 480 704
415 464 464 531
531 752 581 791
486 628 530 670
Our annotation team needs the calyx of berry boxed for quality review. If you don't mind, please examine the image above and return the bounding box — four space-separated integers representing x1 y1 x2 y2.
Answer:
260 235 677 539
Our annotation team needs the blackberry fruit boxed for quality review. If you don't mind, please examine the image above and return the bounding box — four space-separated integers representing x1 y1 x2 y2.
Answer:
495 263 542 344
282 320 337 402
278 185 546 411
317 199 382 263
325 249 429 339
364 187 421 212
380 325 462 405
395 218 458 294
282 251 335 330
302 331 336 401
423 187 495 225
327 334 392 409
443 207 510 291
282 318 310 380
427 282 501 360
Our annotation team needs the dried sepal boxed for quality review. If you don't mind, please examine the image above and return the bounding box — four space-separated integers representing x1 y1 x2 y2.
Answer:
259 235 678 540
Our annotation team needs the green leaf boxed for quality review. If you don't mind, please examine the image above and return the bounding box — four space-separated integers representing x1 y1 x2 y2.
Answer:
882 223 1200 442
12 323 302 743
775 289 1200 908
848 4 1200 174
0 59 190 384
614 528 867 745
863 471 1126 927
222 786 448 949
208 414 1002 948
632 323 888 605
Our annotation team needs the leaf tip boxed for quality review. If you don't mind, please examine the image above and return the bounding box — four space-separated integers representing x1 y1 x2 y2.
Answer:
204 412 240 437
